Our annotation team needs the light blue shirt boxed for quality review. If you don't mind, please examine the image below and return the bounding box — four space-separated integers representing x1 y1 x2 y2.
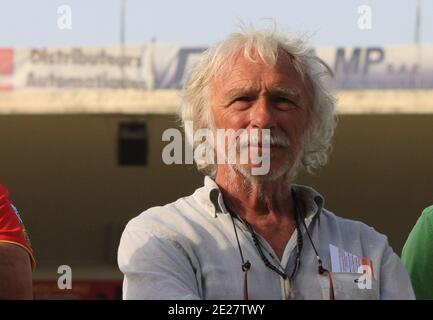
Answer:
118 176 415 300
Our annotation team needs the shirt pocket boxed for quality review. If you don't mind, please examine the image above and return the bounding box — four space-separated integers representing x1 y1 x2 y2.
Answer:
319 272 380 300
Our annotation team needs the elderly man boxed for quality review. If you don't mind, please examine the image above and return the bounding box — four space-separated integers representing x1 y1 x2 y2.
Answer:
118 28 414 300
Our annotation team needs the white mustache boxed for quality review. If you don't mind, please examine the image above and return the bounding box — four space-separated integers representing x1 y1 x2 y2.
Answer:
238 132 290 149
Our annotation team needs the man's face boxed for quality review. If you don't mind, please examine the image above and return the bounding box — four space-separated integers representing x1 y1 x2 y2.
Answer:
210 50 311 180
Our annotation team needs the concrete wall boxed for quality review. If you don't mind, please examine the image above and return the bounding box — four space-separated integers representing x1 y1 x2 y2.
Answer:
0 114 432 279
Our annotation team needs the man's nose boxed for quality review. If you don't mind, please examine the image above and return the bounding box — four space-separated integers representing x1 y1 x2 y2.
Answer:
249 97 277 129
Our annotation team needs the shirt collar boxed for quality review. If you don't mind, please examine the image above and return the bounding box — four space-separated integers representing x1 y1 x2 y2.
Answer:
199 176 325 219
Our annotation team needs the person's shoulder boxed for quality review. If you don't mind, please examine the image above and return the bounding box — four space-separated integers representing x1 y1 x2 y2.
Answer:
402 205 433 255
118 193 206 263
122 191 207 240
132 193 198 221
407 205 433 239
295 183 389 246
320 208 389 245
420 205 433 223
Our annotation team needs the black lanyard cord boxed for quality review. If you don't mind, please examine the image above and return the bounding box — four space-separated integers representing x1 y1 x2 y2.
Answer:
229 212 251 300
293 190 327 275
229 212 251 271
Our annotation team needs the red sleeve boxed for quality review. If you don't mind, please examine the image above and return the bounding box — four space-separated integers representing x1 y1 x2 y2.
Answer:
0 184 36 271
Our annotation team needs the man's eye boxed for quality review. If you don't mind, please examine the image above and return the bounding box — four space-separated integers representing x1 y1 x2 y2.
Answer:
275 96 291 103
230 96 253 109
273 97 298 109
234 96 253 102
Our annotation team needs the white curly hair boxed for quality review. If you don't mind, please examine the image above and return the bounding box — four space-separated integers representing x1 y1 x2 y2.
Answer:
179 26 337 178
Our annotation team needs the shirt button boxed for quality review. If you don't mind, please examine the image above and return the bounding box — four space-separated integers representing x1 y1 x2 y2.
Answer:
207 202 214 212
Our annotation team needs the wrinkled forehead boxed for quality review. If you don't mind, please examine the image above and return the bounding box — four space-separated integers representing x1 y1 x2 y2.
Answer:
210 48 311 101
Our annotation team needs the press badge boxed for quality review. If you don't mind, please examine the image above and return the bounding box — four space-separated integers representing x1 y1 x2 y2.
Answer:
329 244 374 279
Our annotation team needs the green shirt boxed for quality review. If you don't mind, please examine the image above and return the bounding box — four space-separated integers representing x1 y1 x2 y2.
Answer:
402 205 433 299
